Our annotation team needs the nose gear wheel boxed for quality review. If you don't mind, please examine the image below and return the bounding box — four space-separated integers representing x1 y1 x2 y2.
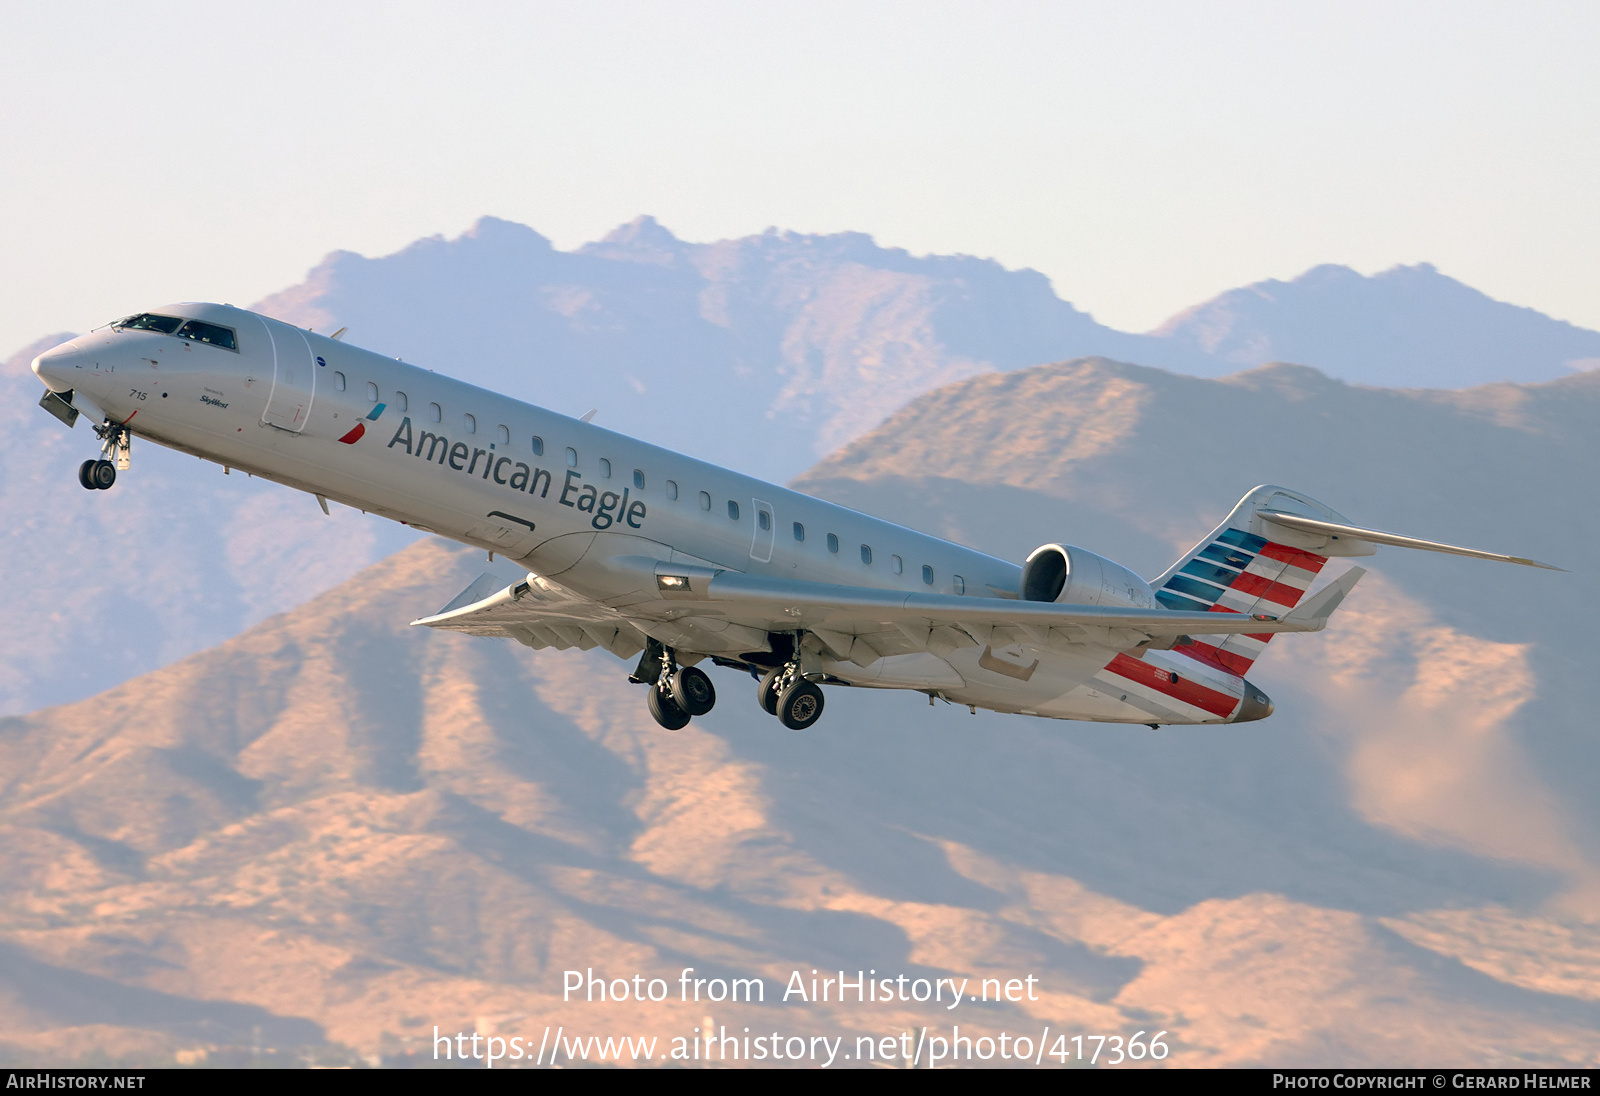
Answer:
79 459 116 490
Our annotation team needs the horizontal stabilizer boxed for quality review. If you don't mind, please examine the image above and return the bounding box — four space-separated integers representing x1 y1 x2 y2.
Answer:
1257 510 1563 571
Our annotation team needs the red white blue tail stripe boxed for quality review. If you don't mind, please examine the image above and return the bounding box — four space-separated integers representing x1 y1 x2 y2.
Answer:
1087 523 1326 722
1154 526 1327 676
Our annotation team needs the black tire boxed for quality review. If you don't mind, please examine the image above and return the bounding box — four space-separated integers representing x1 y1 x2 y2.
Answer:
78 460 97 490
757 669 784 716
777 681 825 731
670 666 716 716
90 460 116 490
647 685 691 730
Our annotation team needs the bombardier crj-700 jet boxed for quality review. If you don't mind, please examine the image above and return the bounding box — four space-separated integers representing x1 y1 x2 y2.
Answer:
32 304 1557 731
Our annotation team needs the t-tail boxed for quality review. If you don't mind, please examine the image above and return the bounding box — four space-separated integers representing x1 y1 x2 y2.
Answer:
1151 485 1560 683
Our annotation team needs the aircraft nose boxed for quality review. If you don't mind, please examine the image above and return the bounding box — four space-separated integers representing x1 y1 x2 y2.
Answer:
31 341 81 392
1232 681 1274 723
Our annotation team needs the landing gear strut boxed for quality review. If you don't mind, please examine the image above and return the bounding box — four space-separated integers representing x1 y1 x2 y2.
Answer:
631 639 716 729
77 420 130 491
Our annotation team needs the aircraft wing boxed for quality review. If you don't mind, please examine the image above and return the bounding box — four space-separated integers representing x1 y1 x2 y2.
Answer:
691 567 1344 643
415 560 1356 665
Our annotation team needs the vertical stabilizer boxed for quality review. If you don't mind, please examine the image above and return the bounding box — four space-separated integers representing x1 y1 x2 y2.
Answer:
1151 486 1361 676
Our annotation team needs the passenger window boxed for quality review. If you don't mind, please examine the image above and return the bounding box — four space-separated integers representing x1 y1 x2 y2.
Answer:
891 554 903 574
366 382 379 402
728 500 741 520
860 544 873 564
599 458 611 478
699 491 712 511
793 522 805 542
633 469 645 489
333 371 346 392
827 533 839 554
117 313 183 334
531 435 544 456
428 402 442 423
497 424 509 445
758 510 771 531
464 413 476 434
666 480 678 500
953 575 965 595
565 447 578 467
174 319 238 350
396 391 408 412
922 565 934 585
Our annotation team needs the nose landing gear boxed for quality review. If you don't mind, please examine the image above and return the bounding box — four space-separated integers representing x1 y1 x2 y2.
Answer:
77 420 131 491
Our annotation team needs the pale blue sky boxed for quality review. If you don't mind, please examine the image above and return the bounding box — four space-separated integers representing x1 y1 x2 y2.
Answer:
2 1 1597 355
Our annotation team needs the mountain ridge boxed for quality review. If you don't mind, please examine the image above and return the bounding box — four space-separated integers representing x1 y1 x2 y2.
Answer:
1153 261 1600 386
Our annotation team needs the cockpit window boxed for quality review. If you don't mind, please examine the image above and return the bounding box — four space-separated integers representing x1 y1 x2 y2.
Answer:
174 320 238 351
117 313 183 334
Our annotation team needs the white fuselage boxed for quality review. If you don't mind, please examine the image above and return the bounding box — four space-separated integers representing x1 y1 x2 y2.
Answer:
33 303 1253 724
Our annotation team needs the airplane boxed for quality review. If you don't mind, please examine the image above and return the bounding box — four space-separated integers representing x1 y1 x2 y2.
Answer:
30 303 1559 732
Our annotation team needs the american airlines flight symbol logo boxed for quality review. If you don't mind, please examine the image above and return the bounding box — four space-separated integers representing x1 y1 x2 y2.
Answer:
338 403 386 444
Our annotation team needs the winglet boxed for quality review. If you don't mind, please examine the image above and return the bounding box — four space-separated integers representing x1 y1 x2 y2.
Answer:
413 573 512 625
1282 567 1366 630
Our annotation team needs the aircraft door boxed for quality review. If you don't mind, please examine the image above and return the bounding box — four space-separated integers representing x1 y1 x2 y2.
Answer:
259 317 317 431
750 498 775 562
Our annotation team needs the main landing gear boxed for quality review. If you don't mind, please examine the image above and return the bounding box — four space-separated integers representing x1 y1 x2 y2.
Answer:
77 420 131 491
631 636 828 732
632 639 717 730
756 662 826 731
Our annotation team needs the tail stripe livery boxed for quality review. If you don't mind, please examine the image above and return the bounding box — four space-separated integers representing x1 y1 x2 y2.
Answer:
1151 526 1328 679
1100 652 1240 719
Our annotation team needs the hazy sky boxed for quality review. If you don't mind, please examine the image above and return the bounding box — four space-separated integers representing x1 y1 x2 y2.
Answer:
3 1 1597 356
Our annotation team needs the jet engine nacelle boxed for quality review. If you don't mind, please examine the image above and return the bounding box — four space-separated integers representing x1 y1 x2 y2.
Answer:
1020 543 1157 610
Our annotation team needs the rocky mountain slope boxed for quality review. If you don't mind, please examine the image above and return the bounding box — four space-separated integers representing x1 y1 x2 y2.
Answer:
3 358 1597 1067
